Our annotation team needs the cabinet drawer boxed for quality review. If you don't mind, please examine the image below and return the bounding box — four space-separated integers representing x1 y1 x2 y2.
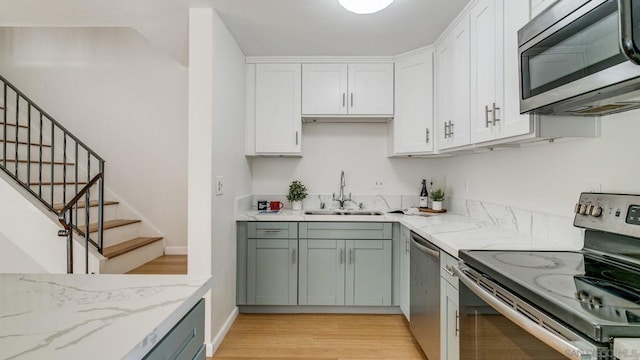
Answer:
440 251 459 288
143 298 205 360
299 222 392 239
248 222 298 239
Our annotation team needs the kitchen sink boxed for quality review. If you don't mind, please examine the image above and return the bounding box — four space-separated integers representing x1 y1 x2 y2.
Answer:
304 210 384 216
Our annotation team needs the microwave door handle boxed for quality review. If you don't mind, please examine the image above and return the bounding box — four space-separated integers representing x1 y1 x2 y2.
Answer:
453 265 598 360
619 0 640 65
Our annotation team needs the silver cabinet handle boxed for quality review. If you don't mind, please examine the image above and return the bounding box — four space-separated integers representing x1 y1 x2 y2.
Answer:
340 248 344 264
448 121 454 136
292 249 296 265
455 310 460 337
444 265 455 277
425 128 430 143
263 229 282 233
444 122 450 139
349 249 354 264
342 93 346 107
485 105 493 127
350 93 354 107
493 102 500 125
295 131 299 145
405 239 410 254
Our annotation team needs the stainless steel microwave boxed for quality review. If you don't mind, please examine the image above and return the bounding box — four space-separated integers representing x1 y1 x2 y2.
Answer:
519 0 640 116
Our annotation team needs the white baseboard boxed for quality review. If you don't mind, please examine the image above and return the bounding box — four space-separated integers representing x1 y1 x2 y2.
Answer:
164 246 188 255
207 306 239 356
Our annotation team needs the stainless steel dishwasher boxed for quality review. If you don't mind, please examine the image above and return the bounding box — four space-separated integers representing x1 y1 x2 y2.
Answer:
409 231 440 360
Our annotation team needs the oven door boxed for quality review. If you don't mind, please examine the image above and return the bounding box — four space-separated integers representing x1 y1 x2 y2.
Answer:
453 265 609 360
519 0 640 114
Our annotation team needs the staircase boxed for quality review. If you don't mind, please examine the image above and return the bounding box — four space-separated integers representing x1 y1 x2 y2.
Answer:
0 74 164 274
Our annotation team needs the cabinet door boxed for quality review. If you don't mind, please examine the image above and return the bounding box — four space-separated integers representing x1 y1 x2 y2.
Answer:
470 0 504 144
497 0 532 140
393 52 434 154
347 63 394 115
450 15 472 148
345 239 392 306
435 37 452 151
441 279 460 360
399 227 411 320
302 64 348 115
298 239 346 305
247 239 298 305
255 64 302 154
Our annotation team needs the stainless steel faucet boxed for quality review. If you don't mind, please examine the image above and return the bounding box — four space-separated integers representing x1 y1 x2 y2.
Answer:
332 170 352 209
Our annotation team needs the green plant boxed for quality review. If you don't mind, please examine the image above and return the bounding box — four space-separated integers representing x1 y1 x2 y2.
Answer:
430 189 444 202
287 180 308 202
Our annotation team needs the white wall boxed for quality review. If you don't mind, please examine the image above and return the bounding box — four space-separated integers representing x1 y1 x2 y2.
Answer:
0 232 46 273
187 8 251 355
210 9 252 351
442 111 640 217
0 27 188 251
251 122 445 196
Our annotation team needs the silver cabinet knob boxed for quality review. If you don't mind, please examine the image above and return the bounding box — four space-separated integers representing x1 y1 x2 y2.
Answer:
591 205 603 217
579 204 589 215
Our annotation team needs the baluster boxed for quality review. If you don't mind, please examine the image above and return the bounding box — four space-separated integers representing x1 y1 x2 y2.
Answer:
98 160 104 253
75 142 78 226
27 104 31 186
50 122 55 205
63 133 67 205
14 93 19 178
84 187 90 274
2 82 6 168
67 211 73 274
38 113 43 197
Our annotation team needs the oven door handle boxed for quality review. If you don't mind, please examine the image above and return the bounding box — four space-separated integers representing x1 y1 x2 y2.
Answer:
453 265 598 360
619 0 640 65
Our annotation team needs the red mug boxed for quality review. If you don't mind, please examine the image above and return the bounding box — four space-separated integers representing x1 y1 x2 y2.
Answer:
270 201 284 211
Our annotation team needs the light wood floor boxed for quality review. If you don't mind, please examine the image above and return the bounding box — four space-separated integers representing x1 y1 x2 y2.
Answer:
211 313 427 360
126 255 187 274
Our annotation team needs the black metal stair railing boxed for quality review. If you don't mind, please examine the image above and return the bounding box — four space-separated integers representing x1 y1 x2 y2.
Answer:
0 74 105 274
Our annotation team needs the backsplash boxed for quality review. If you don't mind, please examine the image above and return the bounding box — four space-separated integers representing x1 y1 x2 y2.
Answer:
240 194 422 212
448 197 583 248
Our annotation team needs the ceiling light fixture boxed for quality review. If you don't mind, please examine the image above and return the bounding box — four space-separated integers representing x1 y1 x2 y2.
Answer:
338 0 394 14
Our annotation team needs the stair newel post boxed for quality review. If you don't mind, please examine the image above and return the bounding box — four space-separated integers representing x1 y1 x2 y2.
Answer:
58 210 74 274
98 160 105 254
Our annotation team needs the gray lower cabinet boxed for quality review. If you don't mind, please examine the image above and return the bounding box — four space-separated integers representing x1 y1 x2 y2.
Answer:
399 225 411 320
298 222 392 306
245 222 298 305
144 298 205 360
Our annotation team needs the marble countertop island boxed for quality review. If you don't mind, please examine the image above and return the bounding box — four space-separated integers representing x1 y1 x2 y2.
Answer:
237 208 583 257
0 274 212 360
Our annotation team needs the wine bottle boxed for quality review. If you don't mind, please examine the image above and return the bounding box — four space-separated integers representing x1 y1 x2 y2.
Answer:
419 179 428 208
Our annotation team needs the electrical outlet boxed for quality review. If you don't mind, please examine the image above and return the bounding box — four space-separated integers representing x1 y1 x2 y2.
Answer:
374 178 385 190
215 176 224 196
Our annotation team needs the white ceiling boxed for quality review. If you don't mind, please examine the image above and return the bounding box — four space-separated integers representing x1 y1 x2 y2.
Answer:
209 0 471 56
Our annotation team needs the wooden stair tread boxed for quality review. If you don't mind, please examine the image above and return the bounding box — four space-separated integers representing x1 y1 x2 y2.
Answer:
1 159 74 165
0 139 52 147
103 236 163 259
53 200 119 211
80 219 141 233
29 181 88 186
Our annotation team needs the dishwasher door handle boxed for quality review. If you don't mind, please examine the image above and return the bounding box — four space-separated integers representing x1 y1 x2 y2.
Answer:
410 233 439 259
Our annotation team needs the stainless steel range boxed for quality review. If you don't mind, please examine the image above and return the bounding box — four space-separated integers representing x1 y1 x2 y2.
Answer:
456 193 640 359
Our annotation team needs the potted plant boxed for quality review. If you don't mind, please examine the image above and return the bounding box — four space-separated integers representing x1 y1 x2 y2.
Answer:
287 180 308 211
430 189 445 211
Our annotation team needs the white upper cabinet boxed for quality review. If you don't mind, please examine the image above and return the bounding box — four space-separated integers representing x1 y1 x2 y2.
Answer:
254 63 302 155
302 63 394 117
437 14 471 152
302 64 348 115
470 0 504 144
391 50 434 155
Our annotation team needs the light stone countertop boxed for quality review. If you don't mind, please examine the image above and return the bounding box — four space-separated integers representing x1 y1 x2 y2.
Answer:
237 209 582 257
0 274 212 360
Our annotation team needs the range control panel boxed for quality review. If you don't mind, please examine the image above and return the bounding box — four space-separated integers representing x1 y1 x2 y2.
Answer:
574 193 640 238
